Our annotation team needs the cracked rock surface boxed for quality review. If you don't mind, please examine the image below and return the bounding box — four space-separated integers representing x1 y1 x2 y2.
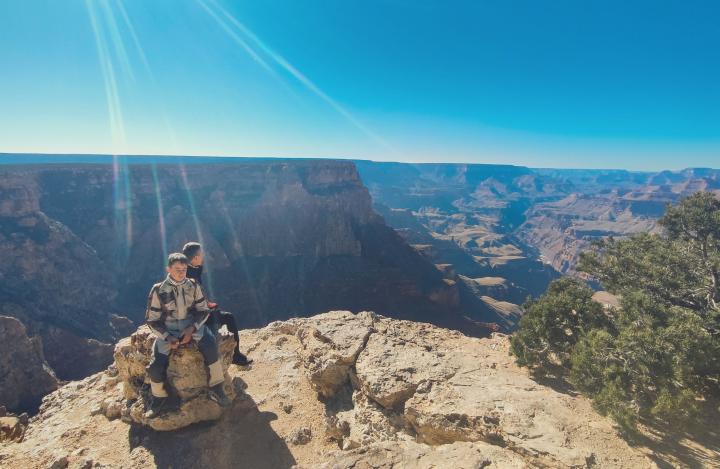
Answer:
1 311 678 468
113 325 237 431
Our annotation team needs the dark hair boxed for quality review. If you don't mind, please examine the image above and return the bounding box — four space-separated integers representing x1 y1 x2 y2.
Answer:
182 242 202 260
167 252 189 267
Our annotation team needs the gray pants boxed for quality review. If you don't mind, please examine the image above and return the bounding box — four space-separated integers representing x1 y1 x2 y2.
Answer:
146 325 223 397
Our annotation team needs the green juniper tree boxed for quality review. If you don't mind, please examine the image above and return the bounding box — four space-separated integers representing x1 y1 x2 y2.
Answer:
511 192 720 431
510 278 612 370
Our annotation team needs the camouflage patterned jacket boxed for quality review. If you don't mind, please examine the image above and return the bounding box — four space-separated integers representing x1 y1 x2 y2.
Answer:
145 276 210 339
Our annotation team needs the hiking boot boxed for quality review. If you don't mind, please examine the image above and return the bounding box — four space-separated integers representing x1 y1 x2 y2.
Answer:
144 396 167 419
232 351 253 367
208 384 231 407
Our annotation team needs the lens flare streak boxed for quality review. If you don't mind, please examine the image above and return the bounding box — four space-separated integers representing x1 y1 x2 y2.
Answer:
216 194 264 316
151 163 168 260
198 0 392 151
179 163 214 296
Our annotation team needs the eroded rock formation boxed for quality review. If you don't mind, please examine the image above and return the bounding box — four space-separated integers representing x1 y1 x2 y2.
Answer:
0 171 129 382
0 316 58 413
112 326 237 431
0 407 29 443
3 311 715 467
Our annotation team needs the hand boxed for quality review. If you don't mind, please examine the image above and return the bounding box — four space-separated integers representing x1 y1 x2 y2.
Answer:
180 325 196 344
167 335 180 350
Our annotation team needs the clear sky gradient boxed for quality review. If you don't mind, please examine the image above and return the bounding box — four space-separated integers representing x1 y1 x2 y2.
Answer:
0 0 718 170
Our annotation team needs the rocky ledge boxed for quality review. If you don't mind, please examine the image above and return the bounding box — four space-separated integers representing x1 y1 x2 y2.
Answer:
3 311 712 468
112 326 238 431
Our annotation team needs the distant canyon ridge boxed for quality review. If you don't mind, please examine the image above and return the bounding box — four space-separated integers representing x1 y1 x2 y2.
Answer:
1 153 718 412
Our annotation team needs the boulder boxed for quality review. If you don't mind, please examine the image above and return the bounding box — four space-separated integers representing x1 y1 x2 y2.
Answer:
0 413 28 443
0 316 58 413
113 325 237 431
354 331 456 409
314 314 652 468
295 311 375 398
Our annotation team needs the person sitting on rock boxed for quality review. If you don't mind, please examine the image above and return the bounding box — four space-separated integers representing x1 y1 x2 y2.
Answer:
144 252 231 418
182 242 253 366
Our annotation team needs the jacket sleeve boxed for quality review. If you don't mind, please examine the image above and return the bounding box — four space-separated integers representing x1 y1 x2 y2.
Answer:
145 286 169 339
191 283 210 330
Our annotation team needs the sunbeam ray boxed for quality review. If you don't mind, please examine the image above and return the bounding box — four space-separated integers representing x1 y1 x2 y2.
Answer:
114 0 180 267
122 158 133 250
98 0 135 82
199 0 393 151
179 163 214 297
216 193 264 317
195 0 300 101
116 0 151 80
151 163 168 260
87 0 133 258
196 0 274 76
86 0 126 147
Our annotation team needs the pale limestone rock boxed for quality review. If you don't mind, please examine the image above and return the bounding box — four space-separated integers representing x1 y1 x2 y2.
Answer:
288 427 312 445
0 312 663 468
354 331 456 409
113 325 237 431
0 415 27 443
301 313 653 469
312 440 528 469
331 390 413 450
295 311 375 398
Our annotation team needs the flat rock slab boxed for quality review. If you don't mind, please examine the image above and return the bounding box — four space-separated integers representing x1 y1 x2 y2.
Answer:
312 440 528 469
354 332 456 409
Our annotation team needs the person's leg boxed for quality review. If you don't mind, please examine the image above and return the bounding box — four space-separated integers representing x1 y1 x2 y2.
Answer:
218 311 237 337
145 338 171 417
205 308 220 335
195 328 222 386
219 311 240 346
146 338 170 398
219 311 252 365
195 327 231 406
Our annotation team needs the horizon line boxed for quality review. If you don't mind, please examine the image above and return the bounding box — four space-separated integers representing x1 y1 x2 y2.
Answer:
1 151 718 173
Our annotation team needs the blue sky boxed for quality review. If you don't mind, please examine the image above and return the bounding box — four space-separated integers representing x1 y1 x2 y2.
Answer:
0 0 718 170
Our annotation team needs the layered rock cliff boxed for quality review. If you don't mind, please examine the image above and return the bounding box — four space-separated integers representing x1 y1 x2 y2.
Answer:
0 170 128 383
0 155 490 403
3 312 715 468
356 161 720 282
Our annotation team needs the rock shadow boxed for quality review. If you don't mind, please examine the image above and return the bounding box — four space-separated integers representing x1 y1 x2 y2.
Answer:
628 400 720 469
527 367 579 397
128 388 296 469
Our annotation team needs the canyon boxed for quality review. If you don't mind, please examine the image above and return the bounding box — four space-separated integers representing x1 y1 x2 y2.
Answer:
2 153 719 415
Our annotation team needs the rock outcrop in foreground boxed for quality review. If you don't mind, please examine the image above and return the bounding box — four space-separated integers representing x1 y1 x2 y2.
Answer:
1 311 714 468
112 326 238 431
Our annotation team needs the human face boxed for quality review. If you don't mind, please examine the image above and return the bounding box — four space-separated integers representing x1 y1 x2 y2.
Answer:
166 262 188 282
191 249 204 267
